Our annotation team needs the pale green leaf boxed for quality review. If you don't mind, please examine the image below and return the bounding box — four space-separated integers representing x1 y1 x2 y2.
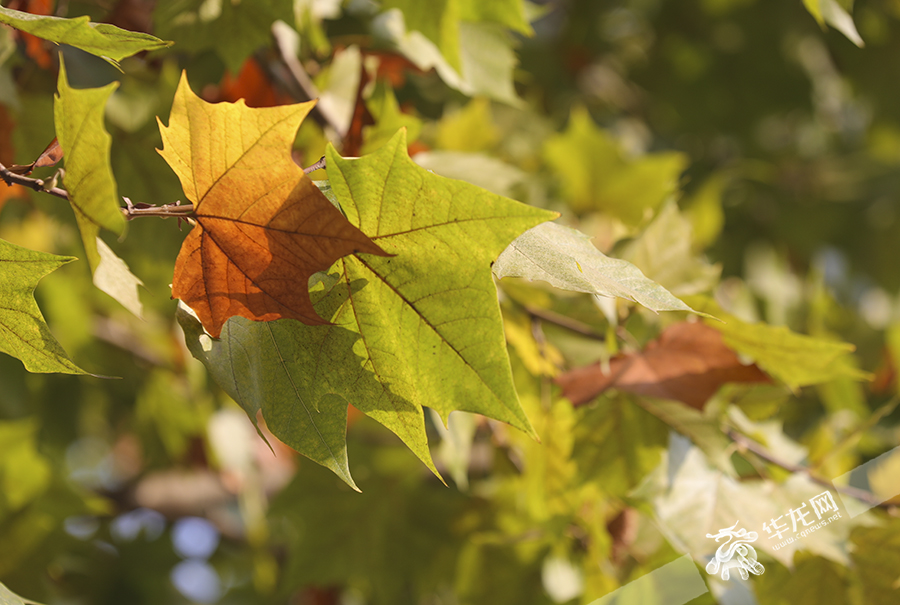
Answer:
414 151 525 197
803 0 825 26
154 0 293 73
0 580 41 605
653 446 860 568
0 239 87 375
820 0 864 47
0 6 171 65
544 107 687 221
620 201 721 296
493 221 703 315
54 59 125 273
374 9 522 105
93 238 144 318
381 0 461 69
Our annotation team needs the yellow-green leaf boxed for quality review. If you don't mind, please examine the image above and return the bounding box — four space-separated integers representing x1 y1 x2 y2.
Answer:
0 239 87 375
0 6 170 65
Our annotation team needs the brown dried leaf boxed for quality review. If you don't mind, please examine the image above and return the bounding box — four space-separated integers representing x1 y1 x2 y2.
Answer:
557 322 770 409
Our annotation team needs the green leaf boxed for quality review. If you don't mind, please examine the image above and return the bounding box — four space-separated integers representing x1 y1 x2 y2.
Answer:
52 64 122 258
180 130 556 485
573 395 668 497
543 106 688 221
362 82 423 155
154 0 293 73
493 221 704 316
55 60 142 317
0 419 51 514
0 239 87 375
633 397 735 475
0 6 171 65
459 0 532 35
177 303 357 490
270 446 468 603
0 580 42 605
325 130 556 430
754 553 851 605
686 297 871 390
850 520 900 604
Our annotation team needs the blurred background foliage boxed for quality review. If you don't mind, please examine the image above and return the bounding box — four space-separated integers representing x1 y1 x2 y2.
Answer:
1 0 900 604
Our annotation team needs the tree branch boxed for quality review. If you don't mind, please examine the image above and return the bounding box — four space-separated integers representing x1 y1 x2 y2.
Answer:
2 157 329 221
0 161 69 201
726 427 892 511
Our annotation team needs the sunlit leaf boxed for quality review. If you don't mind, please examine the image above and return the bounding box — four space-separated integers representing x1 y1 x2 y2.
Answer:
558 322 769 409
0 5 171 65
0 580 42 605
493 221 703 315
686 297 872 390
159 72 388 338
180 130 556 484
543 106 687 221
0 239 87 375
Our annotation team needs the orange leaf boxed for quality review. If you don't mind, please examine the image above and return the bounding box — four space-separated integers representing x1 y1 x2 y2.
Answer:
159 72 388 338
557 322 770 409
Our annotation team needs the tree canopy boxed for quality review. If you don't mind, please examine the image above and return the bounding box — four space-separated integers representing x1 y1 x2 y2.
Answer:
0 1 899 604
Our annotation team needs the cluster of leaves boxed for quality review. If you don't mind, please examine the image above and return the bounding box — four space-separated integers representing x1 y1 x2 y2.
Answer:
1 1 899 605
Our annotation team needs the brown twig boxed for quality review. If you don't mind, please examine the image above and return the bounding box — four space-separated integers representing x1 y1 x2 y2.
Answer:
523 304 606 341
1 161 69 201
726 427 891 511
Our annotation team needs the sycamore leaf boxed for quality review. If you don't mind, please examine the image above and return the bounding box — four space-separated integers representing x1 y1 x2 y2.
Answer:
374 10 523 105
572 394 668 497
0 580 42 605
179 130 557 484
55 59 142 317
543 106 687 221
0 239 87 375
93 238 144 318
158 72 388 339
154 0 293 74
177 302 357 489
557 322 769 409
0 6 171 65
686 297 872 390
493 222 702 315
804 0 864 47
